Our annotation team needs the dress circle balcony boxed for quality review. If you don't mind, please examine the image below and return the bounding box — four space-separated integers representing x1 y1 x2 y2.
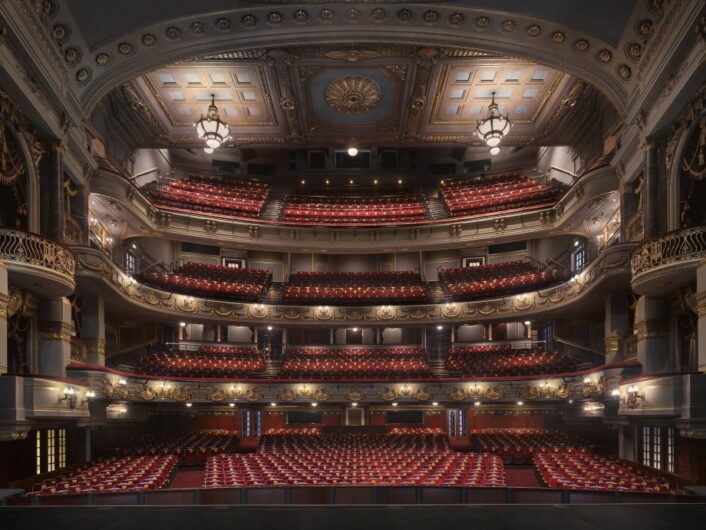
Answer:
630 226 706 296
0 228 75 296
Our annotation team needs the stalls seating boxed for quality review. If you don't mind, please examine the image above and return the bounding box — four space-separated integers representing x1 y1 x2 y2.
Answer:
446 344 578 377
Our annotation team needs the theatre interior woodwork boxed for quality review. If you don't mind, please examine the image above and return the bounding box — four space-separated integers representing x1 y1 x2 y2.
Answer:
1 0 706 521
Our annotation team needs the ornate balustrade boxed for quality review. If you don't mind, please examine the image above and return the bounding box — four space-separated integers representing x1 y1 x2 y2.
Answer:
631 226 706 294
0 228 75 296
73 243 634 327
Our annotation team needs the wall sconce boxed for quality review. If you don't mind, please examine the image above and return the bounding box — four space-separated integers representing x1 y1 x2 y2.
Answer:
398 384 413 397
58 387 77 409
625 385 645 409
81 390 96 405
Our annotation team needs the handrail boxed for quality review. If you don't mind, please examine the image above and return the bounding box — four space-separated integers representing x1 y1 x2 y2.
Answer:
554 336 605 357
631 225 706 276
0 228 75 277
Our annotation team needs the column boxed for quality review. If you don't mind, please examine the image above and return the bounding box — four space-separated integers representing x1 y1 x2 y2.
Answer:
40 146 64 241
618 425 636 462
605 292 631 363
0 262 8 375
38 297 73 377
81 294 105 366
696 260 706 373
635 296 670 374
642 141 659 239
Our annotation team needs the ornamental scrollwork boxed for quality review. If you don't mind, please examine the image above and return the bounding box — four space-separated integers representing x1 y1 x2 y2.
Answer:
312 388 332 401
0 229 75 277
413 386 433 401
244 388 264 402
446 386 466 401
277 388 296 401
378 387 397 401
344 389 366 402
631 226 706 277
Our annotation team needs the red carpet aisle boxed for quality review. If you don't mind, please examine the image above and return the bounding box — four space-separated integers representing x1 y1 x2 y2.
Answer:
504 467 541 488
170 469 206 489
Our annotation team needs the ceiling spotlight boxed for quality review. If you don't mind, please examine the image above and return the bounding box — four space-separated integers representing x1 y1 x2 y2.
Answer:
392 402 398 407
311 402 318 407
325 179 330 185
270 402 277 407
397 179 403 185
186 402 193 408
516 401 524 406
352 327 358 332
432 402 439 406
349 179 355 185
373 179 379 185
489 146 500 156
568 399 574 404
474 401 481 406
267 326 273 331
347 147 359 157
195 94 230 149
351 402 358 407
203 147 214 154
300 179 306 185
524 321 531 326
436 325 443 330
229 402 235 407
476 91 511 148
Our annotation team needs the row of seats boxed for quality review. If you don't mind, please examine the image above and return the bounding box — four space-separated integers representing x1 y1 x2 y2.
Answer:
115 431 237 459
27 456 177 496
446 345 577 376
440 174 566 217
134 348 265 378
203 434 505 487
388 427 446 435
439 261 567 301
264 427 322 436
471 429 582 463
283 189 428 224
280 347 432 379
139 263 271 302
534 451 681 493
148 175 270 219
284 347 425 357
282 271 428 305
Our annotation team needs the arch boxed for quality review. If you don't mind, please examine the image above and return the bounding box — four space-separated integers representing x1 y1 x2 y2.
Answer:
69 5 631 116
0 91 41 233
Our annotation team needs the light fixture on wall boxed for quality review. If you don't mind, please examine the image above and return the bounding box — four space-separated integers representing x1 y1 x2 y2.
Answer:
475 91 511 155
625 385 645 409
195 94 230 149
58 387 77 409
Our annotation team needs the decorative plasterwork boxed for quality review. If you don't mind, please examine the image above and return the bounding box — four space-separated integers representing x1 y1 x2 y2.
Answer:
325 76 381 114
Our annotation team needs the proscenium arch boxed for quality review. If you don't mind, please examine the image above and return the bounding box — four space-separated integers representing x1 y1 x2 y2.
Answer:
76 5 629 116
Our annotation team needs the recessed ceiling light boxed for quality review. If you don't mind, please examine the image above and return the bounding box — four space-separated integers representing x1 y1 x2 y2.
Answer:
347 147 359 157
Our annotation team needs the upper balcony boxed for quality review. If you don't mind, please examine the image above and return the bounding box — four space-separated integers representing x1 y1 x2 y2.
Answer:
0 228 75 297
89 162 618 253
630 226 706 296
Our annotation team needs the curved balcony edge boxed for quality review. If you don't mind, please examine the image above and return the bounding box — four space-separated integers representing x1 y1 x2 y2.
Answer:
90 164 618 253
67 361 640 404
72 243 635 327
630 226 706 296
0 228 76 297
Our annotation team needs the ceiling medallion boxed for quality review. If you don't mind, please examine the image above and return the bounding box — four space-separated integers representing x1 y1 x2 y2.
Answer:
52 23 69 42
423 11 440 24
190 21 205 34
142 34 156 46
573 39 590 51
319 9 335 22
448 13 465 26
501 20 516 32
596 49 613 63
526 24 542 37
396 9 415 23
267 12 283 25
217 17 233 30
95 53 110 66
345 8 362 22
626 42 643 61
551 31 566 44
293 10 309 23
165 26 182 40
64 47 81 65
475 16 491 29
617 64 632 80
325 76 382 114
371 8 386 21
117 42 134 56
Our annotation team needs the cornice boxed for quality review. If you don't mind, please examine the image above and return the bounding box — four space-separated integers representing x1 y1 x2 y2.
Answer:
72 243 634 327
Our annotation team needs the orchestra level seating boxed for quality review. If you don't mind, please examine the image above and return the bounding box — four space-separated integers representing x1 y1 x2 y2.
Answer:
471 429 582 464
26 455 178 496
534 451 682 494
438 260 568 302
282 271 428 306
280 346 432 379
446 344 578 377
139 262 271 302
203 434 506 487
133 345 265 378
115 431 237 462
282 188 428 225
439 173 566 218
147 175 270 219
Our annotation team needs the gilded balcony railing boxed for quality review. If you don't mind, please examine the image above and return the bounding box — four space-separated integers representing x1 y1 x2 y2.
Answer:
0 228 75 277
631 226 706 277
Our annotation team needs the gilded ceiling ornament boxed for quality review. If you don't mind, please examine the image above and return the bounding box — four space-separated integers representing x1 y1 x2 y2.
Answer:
345 389 366 402
551 31 566 44
573 39 590 52
423 11 440 24
596 49 613 63
165 26 182 39
526 24 542 37
95 53 110 66
312 388 331 401
446 386 466 401
501 20 515 32
64 47 80 65
293 10 309 23
379 387 397 401
617 64 632 80
52 24 69 42
117 42 134 56
76 68 91 84
142 34 156 46
475 16 491 29
278 388 296 401
319 9 335 21
626 42 643 61
325 76 382 114
636 19 654 39
218 17 234 30
324 49 381 62
371 8 386 21
396 9 414 23
345 9 362 22
268 12 283 24
190 22 205 34
448 13 465 26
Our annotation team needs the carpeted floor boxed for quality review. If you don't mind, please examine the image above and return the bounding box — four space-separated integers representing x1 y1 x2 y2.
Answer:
504 467 541 488
169 469 205 489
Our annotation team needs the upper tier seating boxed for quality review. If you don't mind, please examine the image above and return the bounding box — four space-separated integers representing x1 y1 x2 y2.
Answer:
148 175 270 219
446 344 578 377
282 271 428 306
139 262 271 302
472 429 582 463
116 431 237 460
134 345 265 378
282 188 428 225
280 346 432 379
534 451 681 493
438 261 568 301
203 434 505 487
440 173 566 218
27 455 177 495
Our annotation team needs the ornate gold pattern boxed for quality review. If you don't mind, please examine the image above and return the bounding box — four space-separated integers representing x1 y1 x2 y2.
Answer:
325 76 382 114
0 228 75 277
631 226 706 277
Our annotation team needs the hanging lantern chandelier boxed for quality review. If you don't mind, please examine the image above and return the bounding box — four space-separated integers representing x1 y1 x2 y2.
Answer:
195 94 230 150
475 91 511 155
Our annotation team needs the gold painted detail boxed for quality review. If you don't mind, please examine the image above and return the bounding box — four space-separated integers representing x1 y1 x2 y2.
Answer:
0 228 75 277
631 226 706 276
325 76 381 114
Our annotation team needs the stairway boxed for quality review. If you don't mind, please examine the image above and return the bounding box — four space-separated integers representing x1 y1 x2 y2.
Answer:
428 359 458 378
427 281 450 304
260 187 289 221
425 196 450 220
263 282 282 305
258 359 281 378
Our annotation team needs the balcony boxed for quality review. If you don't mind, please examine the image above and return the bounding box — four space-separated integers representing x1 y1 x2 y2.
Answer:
631 226 706 296
0 228 75 297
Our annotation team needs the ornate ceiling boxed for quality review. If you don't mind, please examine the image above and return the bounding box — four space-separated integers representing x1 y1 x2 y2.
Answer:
112 45 586 149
